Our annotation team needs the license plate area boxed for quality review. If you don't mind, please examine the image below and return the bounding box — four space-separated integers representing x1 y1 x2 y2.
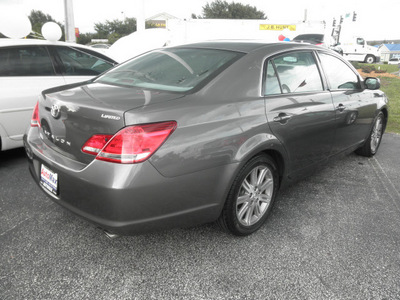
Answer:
40 164 58 196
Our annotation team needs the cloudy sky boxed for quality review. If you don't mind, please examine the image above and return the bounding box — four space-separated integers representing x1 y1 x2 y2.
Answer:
0 0 399 40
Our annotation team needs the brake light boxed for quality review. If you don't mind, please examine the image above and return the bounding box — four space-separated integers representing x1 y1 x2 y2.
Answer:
315 43 324 46
81 134 113 155
82 121 177 164
31 101 40 127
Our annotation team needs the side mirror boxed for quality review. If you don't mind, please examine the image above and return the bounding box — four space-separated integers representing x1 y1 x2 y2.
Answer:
364 77 380 90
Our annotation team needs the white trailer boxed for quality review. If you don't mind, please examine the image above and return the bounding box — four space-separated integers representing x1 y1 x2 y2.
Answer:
166 19 326 45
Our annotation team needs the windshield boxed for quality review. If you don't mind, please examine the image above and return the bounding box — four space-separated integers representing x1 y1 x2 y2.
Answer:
97 48 244 92
293 34 324 43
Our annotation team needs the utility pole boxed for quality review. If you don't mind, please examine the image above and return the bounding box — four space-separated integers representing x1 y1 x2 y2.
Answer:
136 0 145 32
64 0 76 43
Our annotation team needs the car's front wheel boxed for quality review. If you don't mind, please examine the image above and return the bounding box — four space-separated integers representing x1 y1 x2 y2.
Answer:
218 154 279 236
356 111 385 157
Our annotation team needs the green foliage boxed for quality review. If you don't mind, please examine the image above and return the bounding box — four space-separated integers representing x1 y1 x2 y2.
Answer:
94 17 136 40
201 0 266 19
107 32 123 45
380 77 400 134
362 65 375 73
350 61 361 69
76 33 97 45
28 10 65 41
363 63 399 74
91 17 158 44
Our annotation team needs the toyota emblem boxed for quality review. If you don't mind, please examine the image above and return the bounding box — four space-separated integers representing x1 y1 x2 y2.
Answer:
51 104 61 119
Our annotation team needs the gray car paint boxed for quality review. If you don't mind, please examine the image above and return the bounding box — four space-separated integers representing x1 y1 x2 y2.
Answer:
24 42 388 235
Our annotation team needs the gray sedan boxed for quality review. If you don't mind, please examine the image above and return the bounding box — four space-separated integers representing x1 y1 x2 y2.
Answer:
24 41 388 236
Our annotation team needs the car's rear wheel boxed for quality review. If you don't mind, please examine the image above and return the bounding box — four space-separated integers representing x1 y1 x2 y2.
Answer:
355 112 384 157
218 154 279 236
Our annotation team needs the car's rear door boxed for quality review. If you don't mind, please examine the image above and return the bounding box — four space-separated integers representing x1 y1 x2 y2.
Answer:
264 50 336 177
49 46 115 85
317 51 377 154
0 45 65 145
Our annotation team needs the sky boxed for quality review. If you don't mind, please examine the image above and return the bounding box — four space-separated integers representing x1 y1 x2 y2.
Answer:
0 0 399 41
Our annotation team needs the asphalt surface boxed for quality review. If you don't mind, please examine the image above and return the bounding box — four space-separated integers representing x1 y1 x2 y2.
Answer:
1 133 400 300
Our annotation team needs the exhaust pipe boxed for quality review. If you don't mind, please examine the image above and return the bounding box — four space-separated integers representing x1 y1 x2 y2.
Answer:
103 230 119 239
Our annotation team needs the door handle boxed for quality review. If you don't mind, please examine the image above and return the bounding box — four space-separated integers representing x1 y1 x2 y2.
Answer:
336 104 346 112
273 114 292 123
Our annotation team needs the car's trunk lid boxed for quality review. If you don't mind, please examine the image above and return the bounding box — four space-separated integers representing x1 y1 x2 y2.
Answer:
38 82 183 164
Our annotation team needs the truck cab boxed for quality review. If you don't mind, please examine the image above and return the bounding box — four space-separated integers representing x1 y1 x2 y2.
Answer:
340 37 380 63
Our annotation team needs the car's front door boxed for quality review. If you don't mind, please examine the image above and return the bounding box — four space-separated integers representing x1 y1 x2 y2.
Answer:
264 51 336 177
317 52 377 154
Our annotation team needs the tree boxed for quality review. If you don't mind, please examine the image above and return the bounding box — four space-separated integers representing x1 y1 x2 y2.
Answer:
92 17 158 44
94 17 136 41
76 32 97 45
28 10 65 40
201 0 266 19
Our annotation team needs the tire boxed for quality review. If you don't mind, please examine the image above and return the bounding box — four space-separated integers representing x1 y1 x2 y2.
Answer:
218 154 279 236
364 55 375 64
355 112 384 157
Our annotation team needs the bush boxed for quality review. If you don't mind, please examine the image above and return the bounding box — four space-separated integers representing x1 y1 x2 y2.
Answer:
351 61 361 69
361 65 376 73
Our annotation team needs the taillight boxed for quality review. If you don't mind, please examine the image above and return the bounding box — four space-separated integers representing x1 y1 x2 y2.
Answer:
31 101 40 127
81 134 113 155
82 121 177 164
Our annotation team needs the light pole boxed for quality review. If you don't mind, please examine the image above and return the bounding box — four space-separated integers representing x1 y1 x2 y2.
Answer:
136 0 145 32
64 0 76 43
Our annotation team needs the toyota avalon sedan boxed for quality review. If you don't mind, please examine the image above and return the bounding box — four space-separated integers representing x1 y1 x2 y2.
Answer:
24 41 388 236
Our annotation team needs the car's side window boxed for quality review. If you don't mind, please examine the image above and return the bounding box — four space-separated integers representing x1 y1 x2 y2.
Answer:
264 61 281 95
318 53 360 90
55 47 114 76
264 51 323 95
0 46 55 77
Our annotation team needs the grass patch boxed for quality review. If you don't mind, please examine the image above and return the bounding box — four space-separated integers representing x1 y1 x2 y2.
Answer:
380 77 400 134
361 63 399 74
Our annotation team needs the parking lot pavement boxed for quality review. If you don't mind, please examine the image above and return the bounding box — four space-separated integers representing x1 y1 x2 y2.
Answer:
1 134 400 300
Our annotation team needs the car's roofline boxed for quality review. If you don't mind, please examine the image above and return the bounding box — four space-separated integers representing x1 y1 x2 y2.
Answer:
166 40 321 53
0 38 104 52
0 38 116 61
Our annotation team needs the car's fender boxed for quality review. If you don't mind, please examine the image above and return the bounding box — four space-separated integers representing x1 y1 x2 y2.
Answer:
233 132 289 186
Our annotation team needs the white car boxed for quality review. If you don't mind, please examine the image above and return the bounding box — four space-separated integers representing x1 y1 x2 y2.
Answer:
388 57 400 65
0 39 117 151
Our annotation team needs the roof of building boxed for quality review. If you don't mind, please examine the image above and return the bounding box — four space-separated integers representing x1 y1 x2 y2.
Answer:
146 12 178 21
381 44 400 51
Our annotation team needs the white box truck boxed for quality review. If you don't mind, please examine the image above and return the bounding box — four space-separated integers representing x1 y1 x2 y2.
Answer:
339 36 380 63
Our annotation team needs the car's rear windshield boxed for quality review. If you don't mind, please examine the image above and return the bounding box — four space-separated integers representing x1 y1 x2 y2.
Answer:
96 48 244 92
293 34 324 42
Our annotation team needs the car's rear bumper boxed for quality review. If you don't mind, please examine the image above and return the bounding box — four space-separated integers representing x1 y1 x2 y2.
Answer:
24 128 238 235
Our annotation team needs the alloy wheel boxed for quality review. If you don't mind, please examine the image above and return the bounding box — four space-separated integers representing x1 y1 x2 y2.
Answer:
236 165 274 227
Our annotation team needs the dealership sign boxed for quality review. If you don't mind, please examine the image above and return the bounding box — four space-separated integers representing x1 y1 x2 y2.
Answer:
259 24 296 31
